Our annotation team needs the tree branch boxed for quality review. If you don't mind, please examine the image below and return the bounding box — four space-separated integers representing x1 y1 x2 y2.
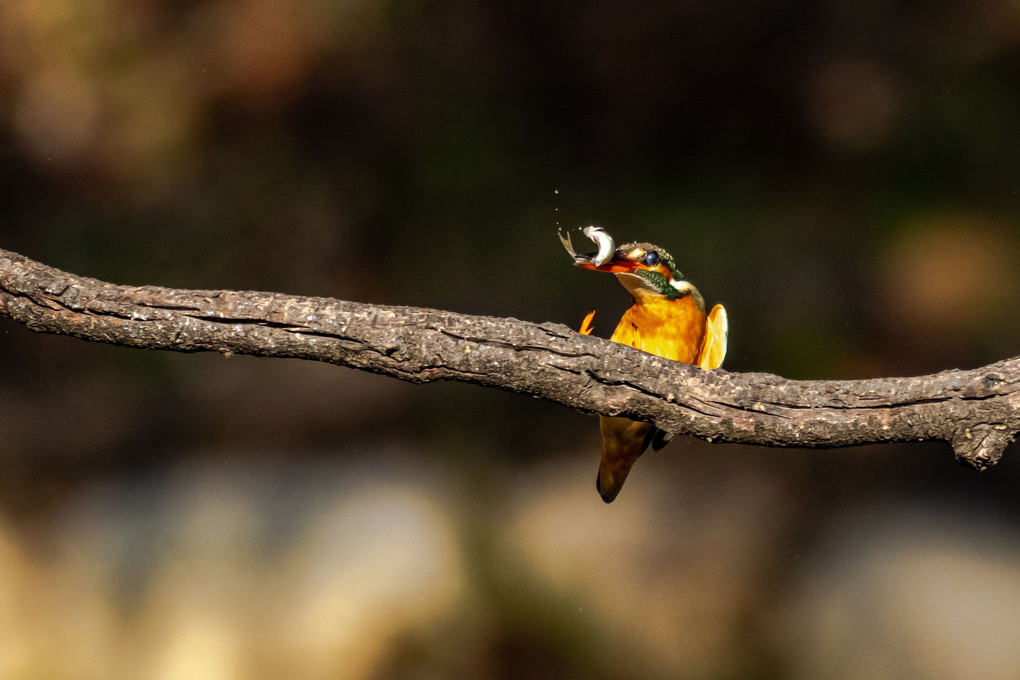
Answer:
2 248 1017 468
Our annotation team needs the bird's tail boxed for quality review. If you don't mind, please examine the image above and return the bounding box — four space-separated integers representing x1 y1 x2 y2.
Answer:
596 416 655 503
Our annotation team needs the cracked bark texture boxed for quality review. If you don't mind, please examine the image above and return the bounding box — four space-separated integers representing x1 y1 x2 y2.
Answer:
1 247 1018 469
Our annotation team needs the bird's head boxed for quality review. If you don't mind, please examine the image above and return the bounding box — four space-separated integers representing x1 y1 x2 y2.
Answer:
559 226 700 305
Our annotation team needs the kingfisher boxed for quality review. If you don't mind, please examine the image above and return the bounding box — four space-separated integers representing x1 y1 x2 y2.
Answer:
560 226 728 502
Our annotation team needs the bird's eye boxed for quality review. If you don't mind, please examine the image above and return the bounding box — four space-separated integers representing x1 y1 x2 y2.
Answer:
645 251 659 266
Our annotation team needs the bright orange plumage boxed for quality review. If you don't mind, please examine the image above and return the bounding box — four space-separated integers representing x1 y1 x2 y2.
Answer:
610 294 706 363
561 228 728 502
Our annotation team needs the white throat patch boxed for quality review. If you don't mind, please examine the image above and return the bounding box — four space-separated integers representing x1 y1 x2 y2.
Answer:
670 279 694 295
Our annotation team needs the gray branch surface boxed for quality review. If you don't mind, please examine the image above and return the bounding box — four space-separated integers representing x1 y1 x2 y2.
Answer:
2 247 1018 468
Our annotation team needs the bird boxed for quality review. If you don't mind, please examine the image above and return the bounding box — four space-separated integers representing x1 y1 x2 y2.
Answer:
560 226 728 502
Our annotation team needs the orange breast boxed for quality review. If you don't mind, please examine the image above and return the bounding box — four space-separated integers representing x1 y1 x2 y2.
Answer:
609 295 706 364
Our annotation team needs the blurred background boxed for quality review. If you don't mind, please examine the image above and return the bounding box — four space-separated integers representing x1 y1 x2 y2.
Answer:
1 0 1020 678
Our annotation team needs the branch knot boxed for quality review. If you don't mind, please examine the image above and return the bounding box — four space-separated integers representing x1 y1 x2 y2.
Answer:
951 425 1015 471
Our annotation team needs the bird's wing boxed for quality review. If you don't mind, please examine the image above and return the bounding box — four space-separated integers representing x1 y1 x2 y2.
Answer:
697 304 728 369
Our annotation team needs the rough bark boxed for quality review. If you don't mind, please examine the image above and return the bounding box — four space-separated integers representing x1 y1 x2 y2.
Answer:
1 247 1017 468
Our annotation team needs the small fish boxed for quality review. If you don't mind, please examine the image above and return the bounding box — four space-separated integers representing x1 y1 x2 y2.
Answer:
558 226 616 267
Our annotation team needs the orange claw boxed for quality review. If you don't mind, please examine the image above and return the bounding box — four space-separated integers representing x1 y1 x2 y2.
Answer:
579 309 596 335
